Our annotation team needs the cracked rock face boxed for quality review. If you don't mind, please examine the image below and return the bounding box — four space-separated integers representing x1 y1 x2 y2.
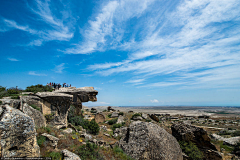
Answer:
0 105 40 157
119 121 183 160
22 103 46 128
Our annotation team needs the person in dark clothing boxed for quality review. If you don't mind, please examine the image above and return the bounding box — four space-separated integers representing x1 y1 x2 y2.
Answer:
53 83 56 89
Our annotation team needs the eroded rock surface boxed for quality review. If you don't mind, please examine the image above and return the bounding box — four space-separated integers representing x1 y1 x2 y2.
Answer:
22 103 46 128
62 149 81 160
0 105 40 157
172 123 222 160
119 121 183 160
95 113 105 123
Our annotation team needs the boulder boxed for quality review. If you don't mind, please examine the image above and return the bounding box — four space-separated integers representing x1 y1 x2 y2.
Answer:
94 113 105 123
171 123 222 160
171 123 217 150
62 128 73 134
117 115 124 124
0 99 21 109
0 105 40 157
149 114 159 122
119 121 183 160
22 103 46 128
41 133 59 148
62 149 81 160
100 125 107 131
111 112 119 118
132 116 142 121
211 134 240 146
141 113 148 119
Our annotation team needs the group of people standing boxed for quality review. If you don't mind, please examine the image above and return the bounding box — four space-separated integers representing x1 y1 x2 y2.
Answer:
47 82 71 90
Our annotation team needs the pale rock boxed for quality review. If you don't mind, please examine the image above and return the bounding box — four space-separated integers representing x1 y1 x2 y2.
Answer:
62 149 81 160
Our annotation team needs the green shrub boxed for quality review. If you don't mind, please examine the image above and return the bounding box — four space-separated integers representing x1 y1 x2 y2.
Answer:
30 104 41 111
108 118 118 125
145 119 151 122
233 141 240 156
119 112 124 116
7 88 20 94
68 116 89 129
10 95 19 99
37 135 46 147
45 113 55 122
25 84 53 93
131 113 141 119
91 110 97 113
45 151 62 160
44 126 51 133
107 114 112 118
113 146 134 160
112 123 122 131
0 101 2 105
219 141 234 152
68 116 99 134
103 110 107 112
231 130 240 137
76 142 103 160
88 119 100 135
179 141 203 160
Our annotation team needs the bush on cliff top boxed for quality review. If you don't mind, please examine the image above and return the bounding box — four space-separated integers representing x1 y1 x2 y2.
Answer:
25 84 53 93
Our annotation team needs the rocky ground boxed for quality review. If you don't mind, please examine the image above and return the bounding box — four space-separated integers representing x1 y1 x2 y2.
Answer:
1 94 240 160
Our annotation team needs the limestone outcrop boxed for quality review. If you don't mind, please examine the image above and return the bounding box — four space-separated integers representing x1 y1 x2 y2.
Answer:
171 123 222 160
0 105 40 157
211 134 240 146
22 103 46 128
119 121 183 160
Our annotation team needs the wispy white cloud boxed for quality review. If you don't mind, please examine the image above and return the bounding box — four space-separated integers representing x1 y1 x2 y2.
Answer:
1 0 75 46
150 99 159 103
7 57 20 62
53 63 65 73
86 0 240 89
65 0 155 54
28 71 47 76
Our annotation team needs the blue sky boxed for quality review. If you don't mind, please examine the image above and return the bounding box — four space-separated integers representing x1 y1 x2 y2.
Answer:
1 0 240 106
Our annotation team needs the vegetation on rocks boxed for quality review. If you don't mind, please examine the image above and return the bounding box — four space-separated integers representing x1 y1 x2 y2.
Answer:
68 115 100 135
108 118 118 125
76 142 103 160
131 113 141 119
30 104 41 111
179 141 203 160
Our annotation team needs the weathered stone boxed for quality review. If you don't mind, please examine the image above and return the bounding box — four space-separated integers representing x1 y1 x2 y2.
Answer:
0 105 40 157
117 115 124 124
0 99 21 109
68 123 78 132
62 149 81 160
132 116 142 121
149 114 159 122
172 123 217 150
94 113 105 123
111 112 119 118
211 134 240 146
107 106 115 111
141 113 148 119
98 140 106 147
41 133 59 148
104 133 110 137
100 125 107 131
22 103 46 128
62 128 73 134
172 123 222 160
114 127 128 137
119 121 183 160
